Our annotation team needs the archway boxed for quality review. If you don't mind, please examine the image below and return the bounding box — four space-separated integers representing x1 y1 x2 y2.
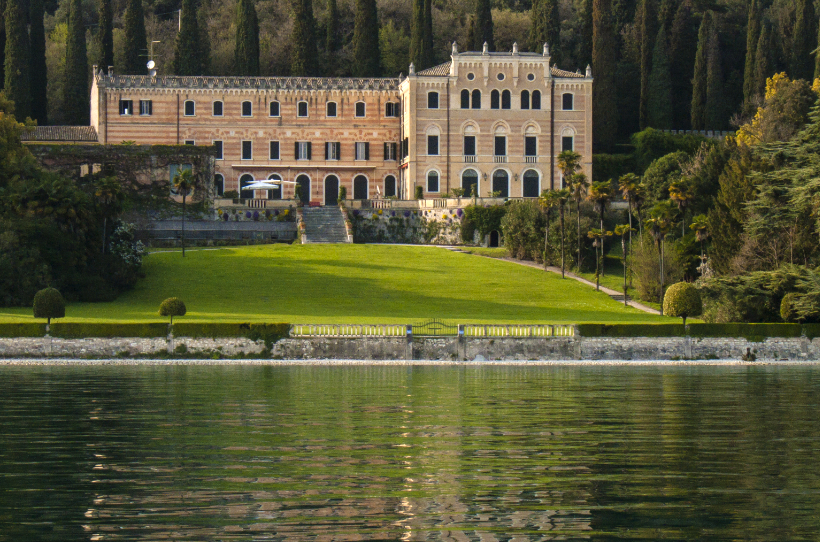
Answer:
267 174 282 200
489 230 500 247
325 175 339 205
522 170 540 198
462 169 479 198
296 174 310 205
492 170 509 198
384 175 396 197
239 174 254 199
353 175 368 200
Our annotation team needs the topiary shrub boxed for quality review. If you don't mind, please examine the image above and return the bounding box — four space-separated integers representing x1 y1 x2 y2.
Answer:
663 282 703 325
159 297 187 324
780 292 798 322
415 186 423 199
33 288 65 326
339 186 347 200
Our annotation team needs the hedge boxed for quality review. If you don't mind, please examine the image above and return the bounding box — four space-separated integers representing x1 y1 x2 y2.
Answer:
172 323 291 343
0 322 292 341
0 323 48 337
49 323 170 338
577 323 820 340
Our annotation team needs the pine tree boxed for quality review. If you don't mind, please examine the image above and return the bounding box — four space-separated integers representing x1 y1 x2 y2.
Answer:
291 0 317 75
123 0 147 75
98 0 114 70
637 0 656 130
326 0 339 52
353 0 380 76
690 11 712 130
174 0 202 75
791 0 816 81
529 0 559 63
4 0 30 119
754 22 774 99
63 0 89 125
647 25 672 129
743 0 761 103
705 18 724 129
579 0 593 66
234 0 260 76
473 0 494 51
669 0 695 129
30 0 47 124
592 0 618 151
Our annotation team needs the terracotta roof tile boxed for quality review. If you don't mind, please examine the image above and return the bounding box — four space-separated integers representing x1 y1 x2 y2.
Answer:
416 62 452 76
21 126 98 142
550 67 585 78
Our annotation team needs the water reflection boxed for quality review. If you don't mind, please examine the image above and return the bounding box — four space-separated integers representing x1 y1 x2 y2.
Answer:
1 365 819 540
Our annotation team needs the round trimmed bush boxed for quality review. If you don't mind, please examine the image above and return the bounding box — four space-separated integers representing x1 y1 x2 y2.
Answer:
780 292 798 322
663 282 702 325
159 297 187 324
33 288 65 325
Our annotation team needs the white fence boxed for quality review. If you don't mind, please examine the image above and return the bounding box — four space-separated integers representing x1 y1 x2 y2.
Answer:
463 324 575 338
291 324 407 338
290 323 575 338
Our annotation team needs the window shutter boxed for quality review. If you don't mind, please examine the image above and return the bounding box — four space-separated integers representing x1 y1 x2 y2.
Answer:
383 143 388 160
295 142 299 160
307 142 312 160
336 142 341 160
364 142 370 161
325 142 329 160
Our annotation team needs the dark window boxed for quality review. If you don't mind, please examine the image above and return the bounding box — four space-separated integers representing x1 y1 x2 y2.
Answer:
184 100 195 116
297 101 308 117
355 102 366 117
326 102 337 117
460 89 469 109
119 100 133 115
494 136 506 156
326 142 341 160
214 140 223 159
562 93 573 110
384 142 397 160
385 102 399 117
521 90 530 110
562 135 574 152
269 101 280 116
184 140 195 145
463 135 476 156
384 175 396 197
428 92 439 109
402 138 409 159
239 174 254 199
532 90 541 109
139 100 152 115
492 170 509 198
523 170 540 197
427 171 439 192
354 175 368 199
269 141 280 160
213 101 223 116
472 89 481 109
241 140 252 160
267 175 282 200
427 135 439 155
241 101 252 116
462 169 479 197
214 174 224 196
501 90 511 109
490 90 499 109
525 136 537 156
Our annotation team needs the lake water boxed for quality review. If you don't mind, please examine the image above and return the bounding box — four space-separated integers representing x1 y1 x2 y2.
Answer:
2 364 819 540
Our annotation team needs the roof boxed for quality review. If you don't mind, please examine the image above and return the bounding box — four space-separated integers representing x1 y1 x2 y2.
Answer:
550 67 585 78
21 126 98 143
96 73 401 92
417 62 452 76
413 61 588 79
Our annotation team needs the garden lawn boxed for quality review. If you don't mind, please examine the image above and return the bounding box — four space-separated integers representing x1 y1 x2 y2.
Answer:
0 244 672 324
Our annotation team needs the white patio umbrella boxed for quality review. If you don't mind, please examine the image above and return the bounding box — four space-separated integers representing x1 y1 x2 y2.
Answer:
242 179 296 190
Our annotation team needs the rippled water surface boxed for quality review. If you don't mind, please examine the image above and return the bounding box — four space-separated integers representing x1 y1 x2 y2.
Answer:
2 364 820 541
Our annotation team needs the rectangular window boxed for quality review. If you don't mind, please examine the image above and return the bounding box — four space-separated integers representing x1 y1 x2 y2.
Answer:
427 135 439 156
213 101 223 116
463 136 476 156
402 138 409 159
562 136 574 152
326 142 341 160
326 102 337 117
269 141 280 160
296 141 311 160
428 92 439 109
525 136 537 156
384 142 397 160
297 102 308 117
563 93 574 110
184 100 195 116
494 136 506 156
355 142 370 160
355 102 366 117
213 140 223 159
269 101 280 117
119 100 133 115
184 140 195 145
242 101 252 117
385 102 398 117
139 100 152 115
242 140 252 160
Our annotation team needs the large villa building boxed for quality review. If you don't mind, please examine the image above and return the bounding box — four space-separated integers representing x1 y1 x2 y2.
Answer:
89 43 592 206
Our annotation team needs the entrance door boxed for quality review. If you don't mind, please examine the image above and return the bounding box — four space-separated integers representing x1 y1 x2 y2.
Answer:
489 230 500 247
296 174 310 205
325 175 339 206
462 169 478 197
353 175 368 200
523 170 540 197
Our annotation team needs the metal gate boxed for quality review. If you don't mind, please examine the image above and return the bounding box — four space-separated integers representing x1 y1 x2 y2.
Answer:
412 319 458 336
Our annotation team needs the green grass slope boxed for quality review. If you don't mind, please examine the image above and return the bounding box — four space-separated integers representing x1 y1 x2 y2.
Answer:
0 245 670 324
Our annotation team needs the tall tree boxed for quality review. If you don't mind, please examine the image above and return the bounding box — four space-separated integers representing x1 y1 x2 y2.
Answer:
98 0 114 70
0 0 6 89
326 0 339 52
529 0 560 63
690 10 712 130
742 0 761 103
647 25 672 129
198 12 211 75
669 0 695 129
353 0 380 76
174 0 202 75
592 0 618 151
755 22 774 98
579 0 593 67
291 0 317 76
30 0 47 124
4 0 30 119
235 0 260 76
637 0 656 130
791 0 816 81
123 0 147 74
815 15 820 80
705 19 724 129
423 0 433 64
410 0 424 66
63 0 88 125
473 0 494 51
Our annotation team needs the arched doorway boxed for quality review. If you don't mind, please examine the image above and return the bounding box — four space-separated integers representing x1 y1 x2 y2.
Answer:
325 175 339 206
462 169 479 197
492 170 509 198
296 174 310 205
267 174 282 200
384 175 396 197
239 174 255 199
353 175 368 200
489 230 500 247
522 170 540 198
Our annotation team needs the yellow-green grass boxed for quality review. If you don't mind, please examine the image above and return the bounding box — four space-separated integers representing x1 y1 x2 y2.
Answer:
0 244 672 324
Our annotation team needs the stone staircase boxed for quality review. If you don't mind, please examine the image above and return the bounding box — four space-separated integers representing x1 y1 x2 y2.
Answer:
301 206 351 243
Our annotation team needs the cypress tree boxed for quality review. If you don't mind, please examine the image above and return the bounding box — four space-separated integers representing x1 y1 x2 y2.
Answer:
647 25 672 129
754 22 773 99
326 0 339 52
705 18 723 129
637 0 656 130
473 0 494 51
410 0 425 66
815 15 820 80
529 0 559 63
579 0 592 66
791 0 816 81
0 0 6 89
174 0 202 75
742 0 760 103
123 0 147 75
353 0 380 76
291 0 316 76
592 0 618 151
669 0 695 129
30 0 47 124
690 11 712 130
63 0 88 125
4 0 30 119
423 0 433 65
235 0 260 76
198 12 211 75
98 0 114 70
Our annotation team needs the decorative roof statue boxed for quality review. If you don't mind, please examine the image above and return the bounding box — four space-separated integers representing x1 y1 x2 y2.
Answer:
409 62 415 75
512 42 519 54
586 64 592 77
452 41 458 56
543 43 549 56
482 42 489 55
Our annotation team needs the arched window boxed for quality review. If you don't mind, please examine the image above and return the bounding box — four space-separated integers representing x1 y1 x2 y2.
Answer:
460 89 470 109
239 174 255 199
241 100 252 117
355 101 366 117
532 90 541 109
428 91 439 109
562 93 573 110
501 90 511 109
326 102 337 117
214 173 224 197
384 175 396 197
213 101 223 116
297 101 308 117
492 170 509 198
521 90 530 110
471 89 481 109
269 101 280 117
354 175 368 199
427 171 440 193
523 170 540 198
462 169 479 198
490 90 500 109
184 100 195 116
562 128 575 152
267 174 283 200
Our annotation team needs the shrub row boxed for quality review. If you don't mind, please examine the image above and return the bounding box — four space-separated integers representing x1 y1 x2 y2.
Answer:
577 323 820 340
0 322 292 341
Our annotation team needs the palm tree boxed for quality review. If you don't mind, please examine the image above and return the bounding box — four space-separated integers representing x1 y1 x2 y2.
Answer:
645 201 675 314
668 177 696 235
614 224 635 306
690 213 709 263
587 180 614 276
554 188 571 278
556 150 582 186
538 189 560 268
569 172 590 271
172 168 195 257
618 173 641 239
587 228 612 291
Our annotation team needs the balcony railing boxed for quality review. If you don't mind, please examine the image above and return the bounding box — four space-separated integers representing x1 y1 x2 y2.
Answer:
463 155 477 163
525 156 537 163
493 155 507 163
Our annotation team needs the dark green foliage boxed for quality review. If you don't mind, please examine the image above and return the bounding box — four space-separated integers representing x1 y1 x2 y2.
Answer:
637 0 655 130
704 20 724 130
63 0 89 125
159 297 187 323
578 0 593 66
29 0 47 125
0 0 5 89
410 0 425 66
49 322 168 338
780 291 798 322
353 0 380 77
631 127 710 172
577 322 819 339
415 185 423 199
529 0 560 63
326 0 339 52
0 323 48 337
4 0 30 120
198 11 211 75
690 11 712 130
576 323 686 337
291 0 317 76
473 0 494 51
33 287 65 324
423 0 433 62
754 22 774 99
173 0 202 76
463 204 506 237
174 323 291 347
641 151 686 203
593 153 636 183
669 0 695 129
790 0 816 82
743 0 760 103
235 0 260 76
647 25 672 129
662 281 702 324
123 0 147 75
98 0 114 70
592 0 618 151
501 200 546 261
